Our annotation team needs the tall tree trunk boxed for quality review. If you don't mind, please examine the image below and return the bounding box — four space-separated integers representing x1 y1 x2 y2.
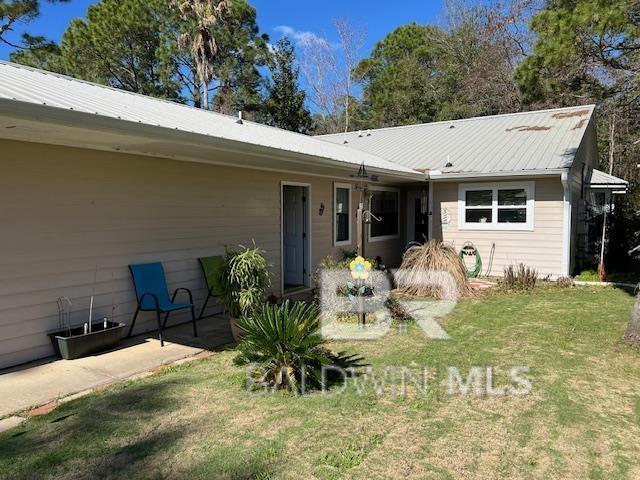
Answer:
598 116 616 281
624 293 640 347
201 82 209 110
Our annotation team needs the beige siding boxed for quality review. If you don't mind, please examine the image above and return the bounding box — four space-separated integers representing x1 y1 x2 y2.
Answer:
431 177 565 277
0 140 401 368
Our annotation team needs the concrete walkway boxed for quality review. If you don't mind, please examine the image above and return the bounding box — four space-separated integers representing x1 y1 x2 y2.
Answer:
0 316 233 419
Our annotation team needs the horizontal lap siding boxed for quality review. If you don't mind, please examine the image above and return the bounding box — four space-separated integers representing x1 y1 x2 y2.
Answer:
0 139 401 368
431 178 565 277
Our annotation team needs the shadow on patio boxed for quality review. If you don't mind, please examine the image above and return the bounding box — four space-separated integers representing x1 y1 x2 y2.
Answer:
0 316 234 418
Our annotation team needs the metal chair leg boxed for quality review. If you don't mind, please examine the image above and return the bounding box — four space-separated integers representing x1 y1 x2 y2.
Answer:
198 290 212 320
162 311 171 331
191 305 198 337
128 308 140 337
156 309 164 347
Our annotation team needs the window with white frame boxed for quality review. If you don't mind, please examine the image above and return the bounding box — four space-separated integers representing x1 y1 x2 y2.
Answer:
334 183 352 245
369 188 400 241
458 182 535 230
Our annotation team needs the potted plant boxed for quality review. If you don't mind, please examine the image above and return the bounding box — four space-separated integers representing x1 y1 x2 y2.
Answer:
213 244 271 341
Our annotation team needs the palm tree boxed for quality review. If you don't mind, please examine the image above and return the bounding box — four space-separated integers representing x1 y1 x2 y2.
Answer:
173 0 231 109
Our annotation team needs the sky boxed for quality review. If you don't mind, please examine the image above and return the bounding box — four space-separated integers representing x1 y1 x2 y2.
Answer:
0 0 446 61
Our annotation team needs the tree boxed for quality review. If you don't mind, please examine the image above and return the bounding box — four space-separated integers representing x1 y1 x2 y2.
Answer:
173 0 232 109
299 18 366 133
264 37 312 133
355 1 533 129
515 0 638 106
60 0 182 99
1 0 69 48
207 0 270 117
354 23 443 128
9 34 66 73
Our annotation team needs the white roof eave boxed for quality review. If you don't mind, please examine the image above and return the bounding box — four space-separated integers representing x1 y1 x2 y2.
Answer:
0 97 425 182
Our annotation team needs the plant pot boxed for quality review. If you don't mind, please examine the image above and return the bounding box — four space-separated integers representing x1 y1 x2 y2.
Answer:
48 321 126 360
229 317 242 342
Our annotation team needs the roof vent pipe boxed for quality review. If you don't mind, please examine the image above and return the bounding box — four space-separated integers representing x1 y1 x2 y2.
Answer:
449 123 455 129
236 111 244 124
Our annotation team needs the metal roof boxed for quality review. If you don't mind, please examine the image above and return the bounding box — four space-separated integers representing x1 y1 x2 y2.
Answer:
587 168 628 190
0 61 420 178
319 105 596 176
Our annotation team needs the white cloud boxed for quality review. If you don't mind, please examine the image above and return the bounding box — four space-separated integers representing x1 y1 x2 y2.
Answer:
274 25 331 48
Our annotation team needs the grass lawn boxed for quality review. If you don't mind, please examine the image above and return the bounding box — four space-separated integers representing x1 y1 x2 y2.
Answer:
1 286 640 480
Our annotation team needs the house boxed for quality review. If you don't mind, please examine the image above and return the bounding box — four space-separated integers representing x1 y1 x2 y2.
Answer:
0 61 627 369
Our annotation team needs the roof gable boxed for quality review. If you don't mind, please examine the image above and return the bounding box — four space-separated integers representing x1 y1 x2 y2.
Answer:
319 105 596 175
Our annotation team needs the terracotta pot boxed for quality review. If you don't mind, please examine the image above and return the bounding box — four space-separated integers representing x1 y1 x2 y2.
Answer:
229 317 242 342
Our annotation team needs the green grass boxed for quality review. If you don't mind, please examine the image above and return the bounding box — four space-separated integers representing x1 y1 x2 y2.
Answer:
1 286 640 479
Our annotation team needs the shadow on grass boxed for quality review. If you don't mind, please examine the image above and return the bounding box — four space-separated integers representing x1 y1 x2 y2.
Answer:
0 379 188 479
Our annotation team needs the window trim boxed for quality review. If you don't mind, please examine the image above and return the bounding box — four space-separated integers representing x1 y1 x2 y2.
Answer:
333 182 353 246
458 181 535 231
368 186 401 242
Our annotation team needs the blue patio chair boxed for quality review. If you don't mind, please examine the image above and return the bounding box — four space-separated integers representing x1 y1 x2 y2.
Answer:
128 262 198 346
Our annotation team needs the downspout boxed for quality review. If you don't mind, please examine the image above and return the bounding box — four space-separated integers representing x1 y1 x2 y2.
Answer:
561 170 572 277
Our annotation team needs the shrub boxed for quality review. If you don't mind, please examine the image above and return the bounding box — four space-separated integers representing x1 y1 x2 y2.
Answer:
576 269 599 282
556 276 574 288
213 243 271 318
502 263 538 290
395 240 472 298
234 300 363 392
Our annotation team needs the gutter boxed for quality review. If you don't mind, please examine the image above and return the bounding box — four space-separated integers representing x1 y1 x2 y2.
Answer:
0 98 424 182
560 170 572 277
425 168 565 181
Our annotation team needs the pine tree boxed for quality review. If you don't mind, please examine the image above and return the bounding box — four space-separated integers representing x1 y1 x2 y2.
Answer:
265 37 312 133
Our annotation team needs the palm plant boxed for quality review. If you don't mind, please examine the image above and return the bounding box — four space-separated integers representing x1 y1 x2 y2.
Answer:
234 300 364 393
173 0 232 109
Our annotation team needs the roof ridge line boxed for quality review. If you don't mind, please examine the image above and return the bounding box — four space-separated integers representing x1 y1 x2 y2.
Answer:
316 104 597 138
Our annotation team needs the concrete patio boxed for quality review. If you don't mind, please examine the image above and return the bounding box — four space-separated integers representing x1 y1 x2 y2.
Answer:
0 316 233 420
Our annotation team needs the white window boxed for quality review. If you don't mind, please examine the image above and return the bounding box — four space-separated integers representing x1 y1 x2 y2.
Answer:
334 183 352 246
458 182 535 231
369 187 400 242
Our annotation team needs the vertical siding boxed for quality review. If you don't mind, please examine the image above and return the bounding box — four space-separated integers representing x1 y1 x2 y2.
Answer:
431 177 565 277
0 140 402 368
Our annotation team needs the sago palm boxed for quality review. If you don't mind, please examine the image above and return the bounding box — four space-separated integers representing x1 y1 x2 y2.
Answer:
234 300 364 393
173 0 232 109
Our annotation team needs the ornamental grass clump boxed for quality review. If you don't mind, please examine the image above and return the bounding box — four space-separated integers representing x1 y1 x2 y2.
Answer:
234 300 364 393
502 263 538 290
395 240 472 298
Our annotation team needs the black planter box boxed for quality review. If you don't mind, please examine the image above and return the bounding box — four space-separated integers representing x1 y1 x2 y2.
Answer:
48 321 126 360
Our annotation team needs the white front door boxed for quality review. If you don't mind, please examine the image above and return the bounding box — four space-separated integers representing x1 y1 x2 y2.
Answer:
283 185 307 287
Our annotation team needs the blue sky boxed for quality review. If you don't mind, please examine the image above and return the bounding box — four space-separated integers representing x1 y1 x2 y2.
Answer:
0 0 445 61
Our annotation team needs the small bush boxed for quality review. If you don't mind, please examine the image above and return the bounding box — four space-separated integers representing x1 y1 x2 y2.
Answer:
234 300 364 392
576 269 600 282
556 276 574 288
502 263 538 290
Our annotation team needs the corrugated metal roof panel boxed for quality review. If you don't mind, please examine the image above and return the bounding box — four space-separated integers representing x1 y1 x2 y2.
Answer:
587 169 627 186
319 105 596 175
0 61 420 177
